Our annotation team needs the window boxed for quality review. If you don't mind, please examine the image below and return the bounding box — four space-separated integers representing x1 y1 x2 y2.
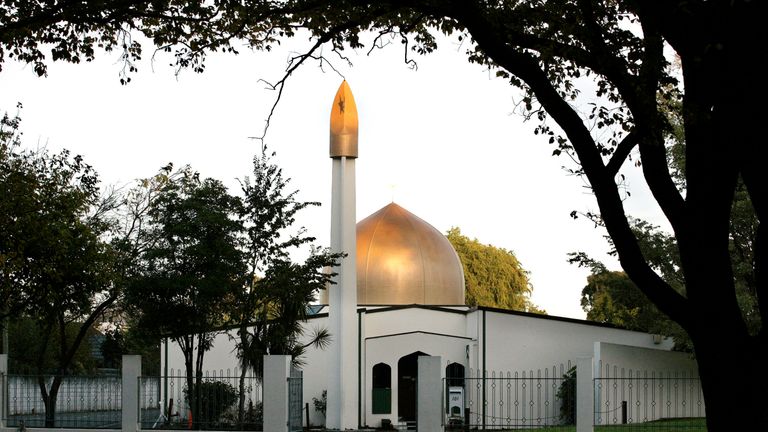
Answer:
372 363 391 414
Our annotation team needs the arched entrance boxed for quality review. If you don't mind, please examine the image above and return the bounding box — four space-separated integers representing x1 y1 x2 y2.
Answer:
397 351 428 422
445 363 466 418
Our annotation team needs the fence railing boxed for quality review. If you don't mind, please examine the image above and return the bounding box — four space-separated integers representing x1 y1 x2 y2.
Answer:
287 367 303 432
445 363 574 430
140 370 262 431
1 374 123 429
594 362 706 430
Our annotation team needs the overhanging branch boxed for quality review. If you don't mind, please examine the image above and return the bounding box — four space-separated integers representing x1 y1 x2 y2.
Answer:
606 130 638 177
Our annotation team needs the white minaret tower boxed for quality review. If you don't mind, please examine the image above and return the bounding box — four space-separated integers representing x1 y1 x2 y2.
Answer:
327 80 359 430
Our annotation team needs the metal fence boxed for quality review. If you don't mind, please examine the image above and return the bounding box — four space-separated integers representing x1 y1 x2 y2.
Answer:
2 373 123 429
140 369 262 430
287 367 303 432
594 362 706 431
445 363 574 430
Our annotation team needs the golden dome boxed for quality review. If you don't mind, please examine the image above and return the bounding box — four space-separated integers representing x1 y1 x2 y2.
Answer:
356 203 465 305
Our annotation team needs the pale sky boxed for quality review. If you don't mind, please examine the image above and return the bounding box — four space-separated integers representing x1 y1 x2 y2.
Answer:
0 33 668 319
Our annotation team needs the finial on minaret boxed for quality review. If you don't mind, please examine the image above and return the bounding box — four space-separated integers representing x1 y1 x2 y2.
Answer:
330 80 358 158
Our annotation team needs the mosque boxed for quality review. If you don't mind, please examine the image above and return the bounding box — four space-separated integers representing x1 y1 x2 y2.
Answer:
161 82 698 430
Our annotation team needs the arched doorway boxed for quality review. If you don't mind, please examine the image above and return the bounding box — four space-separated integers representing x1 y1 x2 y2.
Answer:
397 351 428 422
445 363 466 418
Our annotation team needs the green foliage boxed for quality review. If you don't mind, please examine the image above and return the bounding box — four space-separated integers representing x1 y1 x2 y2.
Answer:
7 318 99 374
184 380 239 427
234 148 340 382
581 270 663 332
313 389 327 418
447 227 542 313
1 107 120 426
557 366 576 425
125 166 245 340
578 269 691 350
100 325 161 375
124 166 246 427
3 1 766 426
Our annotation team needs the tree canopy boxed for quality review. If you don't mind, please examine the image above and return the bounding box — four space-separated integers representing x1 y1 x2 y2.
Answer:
124 165 246 429
2 1 765 428
579 269 692 350
1 109 120 426
447 227 542 313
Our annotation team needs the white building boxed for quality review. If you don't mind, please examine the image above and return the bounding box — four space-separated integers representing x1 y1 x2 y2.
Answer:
161 82 699 429
162 201 698 429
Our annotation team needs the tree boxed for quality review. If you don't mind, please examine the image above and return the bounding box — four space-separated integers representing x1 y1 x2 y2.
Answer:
125 167 246 429
232 148 340 425
572 83 759 347
446 227 542 313
2 2 765 428
1 109 119 427
7 318 101 374
580 269 693 352
100 323 161 375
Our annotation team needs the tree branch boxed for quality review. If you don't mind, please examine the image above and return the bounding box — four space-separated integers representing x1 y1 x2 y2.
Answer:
605 130 638 177
449 2 690 326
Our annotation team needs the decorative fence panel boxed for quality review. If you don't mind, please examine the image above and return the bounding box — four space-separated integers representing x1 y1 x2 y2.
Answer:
140 369 262 431
594 362 706 431
287 367 303 432
2 374 124 429
444 362 574 430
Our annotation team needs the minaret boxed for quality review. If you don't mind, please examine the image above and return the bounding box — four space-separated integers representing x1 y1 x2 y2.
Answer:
327 80 359 430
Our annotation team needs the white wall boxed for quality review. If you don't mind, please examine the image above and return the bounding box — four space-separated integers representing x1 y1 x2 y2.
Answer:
295 316 332 428
161 331 242 377
364 307 467 338
160 307 696 429
595 342 697 374
593 342 703 424
364 332 468 428
480 310 674 374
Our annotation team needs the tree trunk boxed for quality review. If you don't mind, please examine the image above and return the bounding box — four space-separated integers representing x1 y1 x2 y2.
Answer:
39 375 62 428
237 325 248 428
180 335 195 431
691 326 767 429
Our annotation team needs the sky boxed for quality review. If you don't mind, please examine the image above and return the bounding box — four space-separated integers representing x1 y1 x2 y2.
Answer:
0 33 668 319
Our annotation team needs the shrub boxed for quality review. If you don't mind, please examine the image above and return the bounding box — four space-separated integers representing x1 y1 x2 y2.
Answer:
185 380 239 427
313 390 327 418
557 366 576 425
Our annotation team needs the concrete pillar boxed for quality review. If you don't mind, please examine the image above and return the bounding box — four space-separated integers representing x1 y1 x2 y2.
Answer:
576 356 594 432
0 354 7 429
122 355 142 432
417 356 442 432
263 355 291 432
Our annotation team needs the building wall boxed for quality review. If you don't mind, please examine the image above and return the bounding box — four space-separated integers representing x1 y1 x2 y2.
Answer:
364 307 467 339
159 307 695 429
480 310 674 374
361 306 472 428
593 342 702 423
595 342 697 375
296 315 332 428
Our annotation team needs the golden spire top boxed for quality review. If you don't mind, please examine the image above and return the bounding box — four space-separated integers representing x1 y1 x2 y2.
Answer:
329 80 358 158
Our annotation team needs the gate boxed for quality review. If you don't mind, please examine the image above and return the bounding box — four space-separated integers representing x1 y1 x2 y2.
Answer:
287 367 303 432
443 363 573 430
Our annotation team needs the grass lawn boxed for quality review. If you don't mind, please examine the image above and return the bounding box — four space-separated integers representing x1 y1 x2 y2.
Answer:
455 417 707 431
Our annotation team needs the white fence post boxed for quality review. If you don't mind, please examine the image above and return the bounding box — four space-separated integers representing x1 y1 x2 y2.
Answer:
0 354 7 429
417 356 443 432
263 355 291 432
576 356 594 432
122 355 142 432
